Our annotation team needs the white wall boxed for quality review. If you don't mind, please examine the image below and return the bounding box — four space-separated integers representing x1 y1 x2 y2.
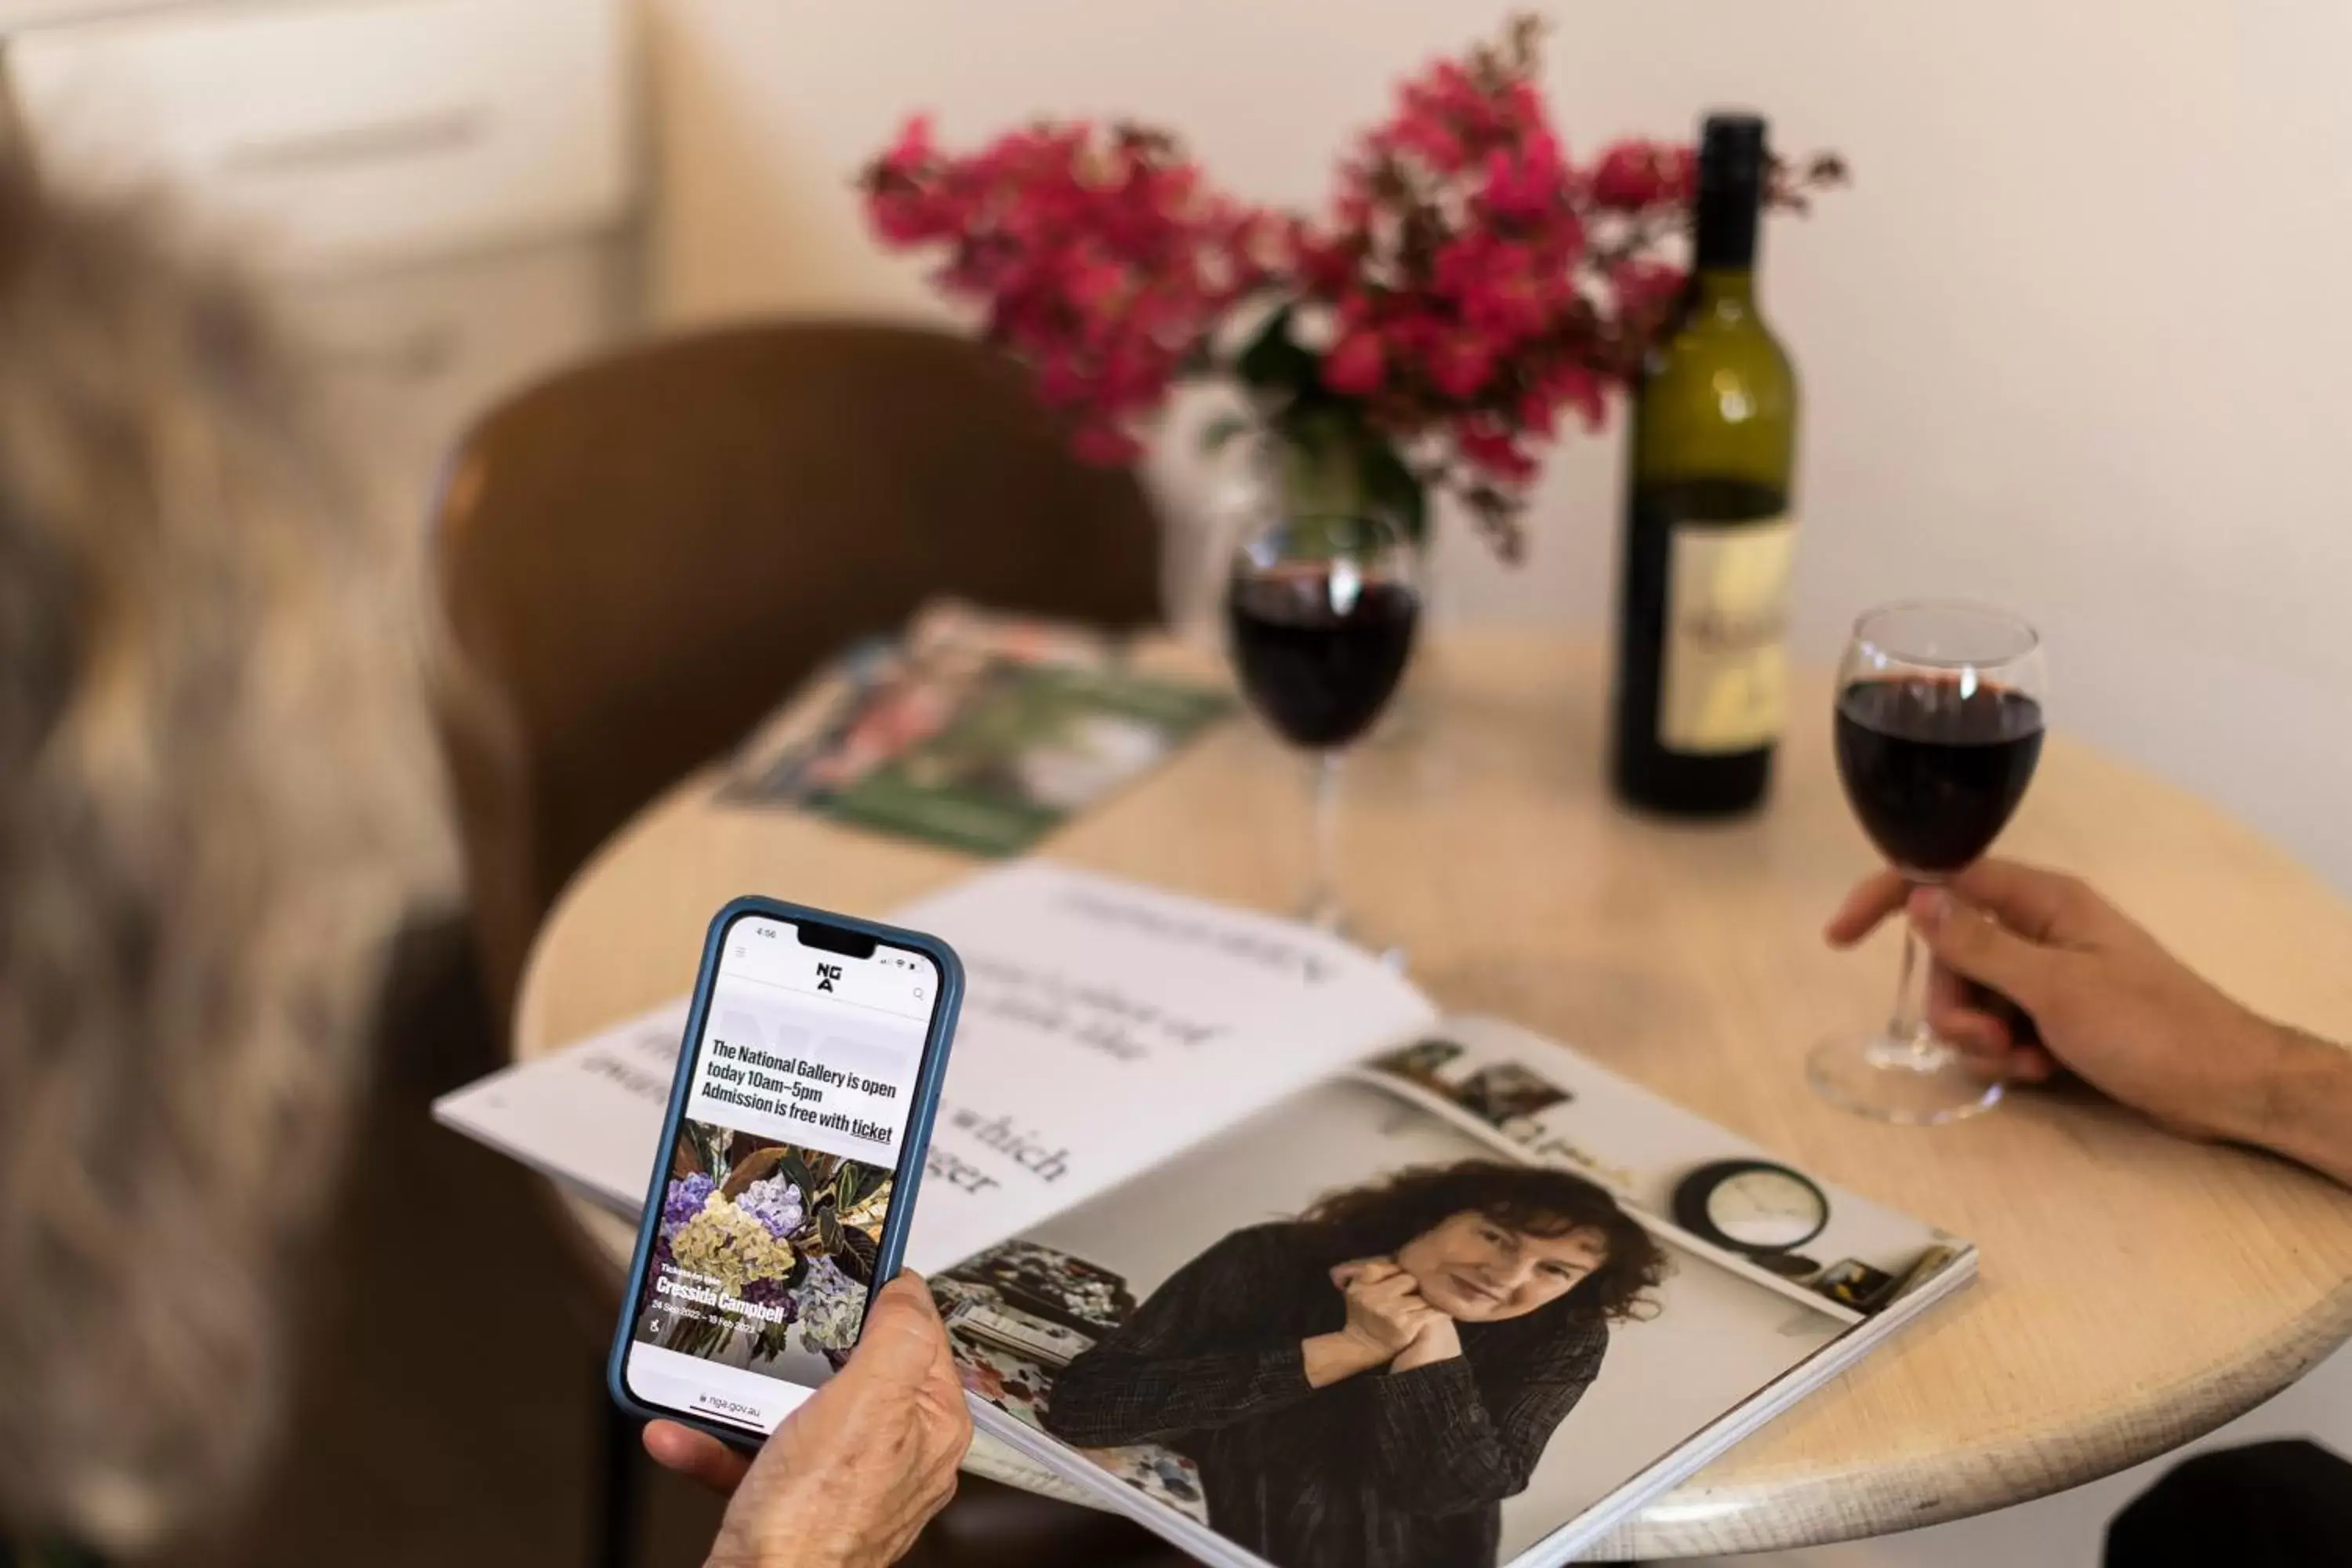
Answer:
640 0 2352 892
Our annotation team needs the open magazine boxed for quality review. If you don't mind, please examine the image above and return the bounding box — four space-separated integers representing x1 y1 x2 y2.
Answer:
437 863 1972 1568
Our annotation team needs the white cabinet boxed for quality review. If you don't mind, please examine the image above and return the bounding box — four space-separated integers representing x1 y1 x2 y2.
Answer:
289 238 635 520
7 0 633 275
0 2 161 32
3 0 641 521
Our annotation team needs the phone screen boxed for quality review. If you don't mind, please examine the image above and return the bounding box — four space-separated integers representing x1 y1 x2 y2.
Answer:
621 913 942 1436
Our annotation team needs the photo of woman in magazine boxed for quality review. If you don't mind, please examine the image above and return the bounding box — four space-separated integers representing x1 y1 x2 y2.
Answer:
1040 1160 1667 1568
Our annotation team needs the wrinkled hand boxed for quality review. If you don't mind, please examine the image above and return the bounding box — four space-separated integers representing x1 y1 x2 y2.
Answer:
644 1272 972 1568
1825 860 2318 1151
1328 1257 1443 1360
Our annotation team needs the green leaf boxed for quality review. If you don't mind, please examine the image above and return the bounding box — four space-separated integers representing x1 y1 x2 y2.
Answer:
1235 307 1319 398
837 1180 892 1232
1356 437 1429 551
837 1225 880 1285
1270 407 1367 519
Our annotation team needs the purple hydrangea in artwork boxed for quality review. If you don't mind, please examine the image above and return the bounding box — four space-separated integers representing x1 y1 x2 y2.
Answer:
653 1172 717 1276
738 1175 805 1241
743 1272 804 1327
661 1173 717 1240
797 1257 865 1355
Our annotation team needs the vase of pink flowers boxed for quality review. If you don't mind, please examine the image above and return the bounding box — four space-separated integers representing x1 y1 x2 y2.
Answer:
862 16 1840 644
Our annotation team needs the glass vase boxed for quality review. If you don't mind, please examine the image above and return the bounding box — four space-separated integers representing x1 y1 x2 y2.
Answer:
1195 416 1436 739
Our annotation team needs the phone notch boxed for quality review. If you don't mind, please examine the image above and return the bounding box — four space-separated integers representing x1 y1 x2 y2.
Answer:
796 920 877 960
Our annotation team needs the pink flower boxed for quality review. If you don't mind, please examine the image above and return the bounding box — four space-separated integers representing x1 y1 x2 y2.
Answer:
865 118 955 245
1588 140 1693 211
1295 231 1359 296
1501 79 1545 135
1515 387 1558 439
1070 422 1144 465
875 114 935 183
1456 419 1537 485
1383 115 1466 174
1383 61 1481 172
1063 256 1130 320
858 19 1837 526
1433 235 1561 340
1546 364 1609 431
1664 146 1698 201
1323 330 1387 396
1375 309 1444 372
861 116 1277 464
1031 349 1090 410
1611 259 1688 325
1426 334 1497 400
1509 361 1611 445
1478 130 1568 225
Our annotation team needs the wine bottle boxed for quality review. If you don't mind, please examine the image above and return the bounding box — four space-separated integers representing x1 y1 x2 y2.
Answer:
1610 112 1798 817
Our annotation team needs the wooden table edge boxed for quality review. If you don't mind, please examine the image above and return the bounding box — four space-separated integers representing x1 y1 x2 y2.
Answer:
1601 1268 2352 1557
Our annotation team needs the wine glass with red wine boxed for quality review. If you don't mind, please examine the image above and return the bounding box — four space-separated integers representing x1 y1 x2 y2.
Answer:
1808 601 2049 1123
1226 514 1421 935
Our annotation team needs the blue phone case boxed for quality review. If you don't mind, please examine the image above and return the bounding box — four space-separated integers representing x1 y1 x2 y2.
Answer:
604 895 964 1448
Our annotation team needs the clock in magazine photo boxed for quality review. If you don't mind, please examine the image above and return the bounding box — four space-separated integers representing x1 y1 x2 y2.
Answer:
1672 1159 1831 1258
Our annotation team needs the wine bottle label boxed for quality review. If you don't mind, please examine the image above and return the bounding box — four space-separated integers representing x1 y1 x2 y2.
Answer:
1660 517 1796 753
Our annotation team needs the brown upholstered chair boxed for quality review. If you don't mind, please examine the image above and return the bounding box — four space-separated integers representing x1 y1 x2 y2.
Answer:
430 319 1164 1027
427 321 1186 1568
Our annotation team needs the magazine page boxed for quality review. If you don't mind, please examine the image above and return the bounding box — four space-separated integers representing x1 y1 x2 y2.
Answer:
432 996 695 1212
927 1016 1971 1568
434 862 1436 1276
1352 1020 1969 1324
720 601 1231 855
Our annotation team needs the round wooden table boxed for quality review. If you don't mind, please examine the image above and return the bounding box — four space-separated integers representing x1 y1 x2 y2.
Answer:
516 630 2352 1559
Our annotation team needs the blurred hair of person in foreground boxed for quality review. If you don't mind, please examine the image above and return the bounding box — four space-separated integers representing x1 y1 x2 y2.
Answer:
0 118 444 1558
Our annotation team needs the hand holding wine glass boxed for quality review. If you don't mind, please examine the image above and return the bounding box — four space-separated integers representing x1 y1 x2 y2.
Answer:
1822 859 2352 1181
1809 601 2048 1123
1226 514 1420 936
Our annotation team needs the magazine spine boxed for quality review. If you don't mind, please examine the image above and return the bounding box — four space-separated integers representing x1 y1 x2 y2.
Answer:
1512 1249 1980 1566
960 1399 1276 1568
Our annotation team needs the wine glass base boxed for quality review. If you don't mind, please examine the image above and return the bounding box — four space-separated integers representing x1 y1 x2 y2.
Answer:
1807 1035 2004 1125
1298 902 1408 973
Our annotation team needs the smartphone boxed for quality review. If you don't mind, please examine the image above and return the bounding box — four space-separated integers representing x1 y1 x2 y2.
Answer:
606 896 963 1444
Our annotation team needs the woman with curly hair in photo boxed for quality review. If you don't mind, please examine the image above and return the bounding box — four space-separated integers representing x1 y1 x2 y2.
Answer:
1044 1160 1668 1568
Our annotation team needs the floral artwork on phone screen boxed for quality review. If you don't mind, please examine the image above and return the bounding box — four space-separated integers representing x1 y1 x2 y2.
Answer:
634 1123 893 1377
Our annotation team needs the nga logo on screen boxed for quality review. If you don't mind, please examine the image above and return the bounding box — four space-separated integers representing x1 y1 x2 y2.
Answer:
815 962 842 993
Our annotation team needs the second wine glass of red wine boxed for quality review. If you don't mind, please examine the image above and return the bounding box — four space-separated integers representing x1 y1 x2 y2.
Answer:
1809 601 2049 1123
1225 514 1421 937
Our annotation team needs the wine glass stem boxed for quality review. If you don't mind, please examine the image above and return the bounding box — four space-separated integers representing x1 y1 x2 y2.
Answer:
1304 751 1344 932
1881 913 1940 1069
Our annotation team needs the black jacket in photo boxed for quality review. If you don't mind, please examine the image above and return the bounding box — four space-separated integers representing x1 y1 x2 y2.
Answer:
1044 1221 1608 1568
